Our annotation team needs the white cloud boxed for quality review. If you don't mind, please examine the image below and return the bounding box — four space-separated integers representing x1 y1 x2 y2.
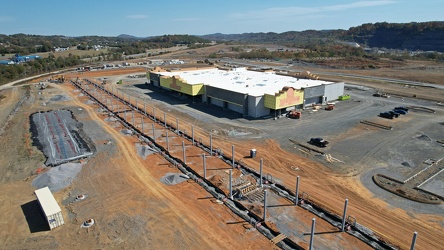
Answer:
172 17 200 22
229 1 397 20
126 15 147 19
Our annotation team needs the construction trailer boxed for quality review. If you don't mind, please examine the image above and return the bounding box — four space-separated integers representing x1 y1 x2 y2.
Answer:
34 187 65 230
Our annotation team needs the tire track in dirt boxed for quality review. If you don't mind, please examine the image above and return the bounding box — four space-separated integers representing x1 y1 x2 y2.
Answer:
57 83 272 249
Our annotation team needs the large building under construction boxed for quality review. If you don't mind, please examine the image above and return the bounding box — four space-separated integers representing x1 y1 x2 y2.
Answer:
148 67 344 118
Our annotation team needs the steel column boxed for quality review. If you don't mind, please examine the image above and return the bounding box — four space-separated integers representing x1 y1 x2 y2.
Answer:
166 131 170 151
153 107 156 122
260 158 263 187
232 145 235 168
229 169 233 199
141 117 144 133
263 189 268 221
295 176 300 205
176 118 179 134
309 218 316 250
341 199 349 232
152 123 155 142
210 134 213 156
182 141 186 163
410 232 418 250
203 154 207 179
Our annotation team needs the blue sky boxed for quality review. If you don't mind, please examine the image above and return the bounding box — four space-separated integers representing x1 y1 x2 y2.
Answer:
0 0 442 37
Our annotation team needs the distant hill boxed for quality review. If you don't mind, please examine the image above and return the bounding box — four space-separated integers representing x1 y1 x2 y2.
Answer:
201 21 444 52
345 22 444 52
117 34 141 39
1 22 443 55
201 30 344 45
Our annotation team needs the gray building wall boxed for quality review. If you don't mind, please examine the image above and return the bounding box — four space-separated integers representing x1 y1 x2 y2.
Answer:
247 96 270 118
149 72 160 87
228 103 244 114
209 96 224 107
324 82 344 102
303 85 325 106
206 86 247 106
304 85 325 98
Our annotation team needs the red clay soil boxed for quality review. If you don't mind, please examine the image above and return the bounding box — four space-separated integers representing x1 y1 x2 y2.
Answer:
73 81 444 249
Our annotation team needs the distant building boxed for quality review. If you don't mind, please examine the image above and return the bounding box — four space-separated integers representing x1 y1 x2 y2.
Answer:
148 67 344 118
54 47 69 52
0 60 14 65
12 54 41 63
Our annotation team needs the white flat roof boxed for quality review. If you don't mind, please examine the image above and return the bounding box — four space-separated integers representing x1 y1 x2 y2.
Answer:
35 187 62 216
159 67 335 96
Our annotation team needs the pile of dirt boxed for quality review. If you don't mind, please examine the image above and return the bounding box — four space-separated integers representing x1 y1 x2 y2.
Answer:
49 94 71 102
121 129 133 135
135 143 157 160
416 134 432 141
32 162 82 192
160 173 190 185
208 174 224 187
104 117 118 122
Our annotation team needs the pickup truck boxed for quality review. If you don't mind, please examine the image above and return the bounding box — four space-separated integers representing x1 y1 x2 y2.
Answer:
309 138 329 147
380 112 394 119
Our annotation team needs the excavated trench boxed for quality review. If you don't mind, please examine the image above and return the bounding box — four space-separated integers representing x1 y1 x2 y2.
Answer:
71 79 398 250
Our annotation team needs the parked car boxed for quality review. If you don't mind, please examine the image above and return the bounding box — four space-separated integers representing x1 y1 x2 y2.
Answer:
394 106 409 111
373 93 390 98
393 109 408 115
388 111 400 118
309 138 329 147
380 112 394 119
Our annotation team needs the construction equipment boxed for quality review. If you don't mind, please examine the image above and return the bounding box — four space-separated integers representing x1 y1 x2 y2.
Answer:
50 74 65 83
36 81 47 90
325 104 335 111
338 95 350 101
286 110 301 119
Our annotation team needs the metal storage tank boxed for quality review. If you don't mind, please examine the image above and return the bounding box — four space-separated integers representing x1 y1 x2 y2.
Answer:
34 187 65 230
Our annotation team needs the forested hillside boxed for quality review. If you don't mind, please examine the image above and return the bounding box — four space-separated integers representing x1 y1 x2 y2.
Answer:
202 30 344 47
202 22 444 52
0 34 210 56
345 22 444 52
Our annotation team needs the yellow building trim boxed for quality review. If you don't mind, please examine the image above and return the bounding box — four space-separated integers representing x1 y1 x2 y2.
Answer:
159 75 204 96
264 87 304 109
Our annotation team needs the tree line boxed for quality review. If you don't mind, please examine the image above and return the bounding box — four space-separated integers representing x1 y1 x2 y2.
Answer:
0 33 211 56
0 54 83 85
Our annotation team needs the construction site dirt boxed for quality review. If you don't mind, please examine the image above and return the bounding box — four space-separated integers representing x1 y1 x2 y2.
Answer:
0 65 443 249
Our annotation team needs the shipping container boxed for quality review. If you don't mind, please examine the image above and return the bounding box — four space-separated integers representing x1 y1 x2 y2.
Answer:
34 187 65 230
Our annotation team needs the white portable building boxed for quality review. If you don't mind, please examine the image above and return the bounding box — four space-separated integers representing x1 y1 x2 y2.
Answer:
34 187 65 230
